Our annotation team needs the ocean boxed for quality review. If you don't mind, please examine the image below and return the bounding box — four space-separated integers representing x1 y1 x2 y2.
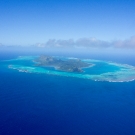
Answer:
0 52 135 135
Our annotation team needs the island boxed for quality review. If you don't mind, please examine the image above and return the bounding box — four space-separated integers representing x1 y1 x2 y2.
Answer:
6 55 135 82
34 55 91 72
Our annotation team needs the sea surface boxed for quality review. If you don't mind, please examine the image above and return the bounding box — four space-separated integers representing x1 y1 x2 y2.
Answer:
0 52 135 135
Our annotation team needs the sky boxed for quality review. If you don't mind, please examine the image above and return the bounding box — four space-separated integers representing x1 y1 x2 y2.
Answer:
0 0 135 51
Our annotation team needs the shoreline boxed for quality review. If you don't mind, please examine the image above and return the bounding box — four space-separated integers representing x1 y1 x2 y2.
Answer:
6 56 135 83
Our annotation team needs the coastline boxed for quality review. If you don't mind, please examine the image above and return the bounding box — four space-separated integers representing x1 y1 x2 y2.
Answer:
6 56 135 83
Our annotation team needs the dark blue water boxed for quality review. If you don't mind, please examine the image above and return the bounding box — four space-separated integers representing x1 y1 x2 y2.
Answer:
0 53 135 135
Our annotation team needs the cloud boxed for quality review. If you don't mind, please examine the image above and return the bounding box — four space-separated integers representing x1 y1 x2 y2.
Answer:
0 43 3 47
75 38 110 48
113 36 135 48
34 38 110 49
34 36 135 50
35 39 75 48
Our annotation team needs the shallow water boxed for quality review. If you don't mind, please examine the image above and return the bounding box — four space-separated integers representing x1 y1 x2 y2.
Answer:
3 55 135 82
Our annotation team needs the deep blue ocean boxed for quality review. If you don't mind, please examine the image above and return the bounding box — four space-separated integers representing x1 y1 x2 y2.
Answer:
0 52 135 135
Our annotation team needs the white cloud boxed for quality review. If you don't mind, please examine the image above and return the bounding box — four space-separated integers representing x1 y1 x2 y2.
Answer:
0 43 3 47
113 36 135 48
34 36 135 49
34 38 108 49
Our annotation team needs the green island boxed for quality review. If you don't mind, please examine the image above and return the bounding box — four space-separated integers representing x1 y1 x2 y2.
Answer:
4 55 135 82
34 55 92 72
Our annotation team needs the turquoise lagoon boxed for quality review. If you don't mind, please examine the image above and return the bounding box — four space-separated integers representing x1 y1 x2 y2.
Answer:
3 56 135 82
